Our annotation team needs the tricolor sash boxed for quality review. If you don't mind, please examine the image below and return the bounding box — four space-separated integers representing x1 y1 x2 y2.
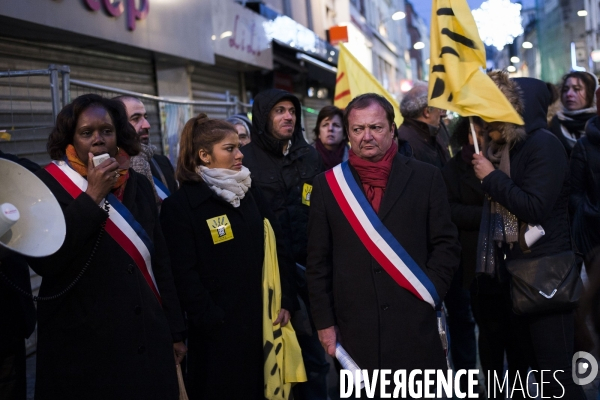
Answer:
45 161 162 304
153 176 170 200
325 162 441 309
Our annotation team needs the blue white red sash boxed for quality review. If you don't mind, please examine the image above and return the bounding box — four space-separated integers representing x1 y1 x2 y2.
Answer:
152 176 170 200
45 161 162 304
325 161 441 309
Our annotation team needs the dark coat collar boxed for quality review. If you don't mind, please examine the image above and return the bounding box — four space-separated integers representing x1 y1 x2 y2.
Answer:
348 153 414 221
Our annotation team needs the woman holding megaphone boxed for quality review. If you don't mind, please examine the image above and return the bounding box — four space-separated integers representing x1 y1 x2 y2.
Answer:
27 94 186 399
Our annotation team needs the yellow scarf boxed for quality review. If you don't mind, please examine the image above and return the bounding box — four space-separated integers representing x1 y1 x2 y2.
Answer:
262 219 307 399
65 144 130 200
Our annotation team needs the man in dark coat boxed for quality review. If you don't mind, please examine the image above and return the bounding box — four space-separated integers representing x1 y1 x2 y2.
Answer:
397 83 450 169
307 93 460 391
0 152 38 400
116 96 178 194
241 89 328 399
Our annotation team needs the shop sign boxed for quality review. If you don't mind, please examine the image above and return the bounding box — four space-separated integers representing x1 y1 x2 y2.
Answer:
211 0 273 70
84 0 149 31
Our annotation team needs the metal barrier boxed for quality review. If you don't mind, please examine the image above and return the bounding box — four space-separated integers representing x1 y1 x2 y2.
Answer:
0 64 251 164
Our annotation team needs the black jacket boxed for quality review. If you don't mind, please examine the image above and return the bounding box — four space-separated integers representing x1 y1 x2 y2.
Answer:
483 78 572 261
397 118 450 169
570 117 600 257
28 168 184 399
307 154 460 372
160 181 293 399
442 150 484 288
151 153 178 194
241 89 323 268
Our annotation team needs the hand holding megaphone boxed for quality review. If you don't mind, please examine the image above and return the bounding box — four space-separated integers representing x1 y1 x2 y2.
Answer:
0 203 20 237
85 152 119 204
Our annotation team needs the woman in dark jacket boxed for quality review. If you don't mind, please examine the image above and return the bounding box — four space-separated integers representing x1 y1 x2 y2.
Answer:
160 114 295 399
473 72 585 399
28 94 185 399
312 105 349 170
549 71 598 156
570 115 600 266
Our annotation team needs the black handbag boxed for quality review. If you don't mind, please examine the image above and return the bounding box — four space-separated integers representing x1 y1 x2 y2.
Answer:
506 250 583 315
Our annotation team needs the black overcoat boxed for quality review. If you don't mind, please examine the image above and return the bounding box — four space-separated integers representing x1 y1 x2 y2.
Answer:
441 151 485 288
28 168 184 400
306 154 460 373
160 180 294 400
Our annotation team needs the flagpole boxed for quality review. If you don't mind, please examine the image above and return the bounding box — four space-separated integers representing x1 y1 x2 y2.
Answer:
469 116 480 155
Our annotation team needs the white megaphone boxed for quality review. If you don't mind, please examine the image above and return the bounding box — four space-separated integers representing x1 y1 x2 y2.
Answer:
0 158 66 258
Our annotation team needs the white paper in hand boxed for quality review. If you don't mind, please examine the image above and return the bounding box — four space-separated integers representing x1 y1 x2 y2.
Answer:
335 343 364 389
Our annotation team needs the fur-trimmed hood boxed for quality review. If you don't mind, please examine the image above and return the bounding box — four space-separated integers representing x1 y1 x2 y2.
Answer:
487 70 526 143
513 77 554 134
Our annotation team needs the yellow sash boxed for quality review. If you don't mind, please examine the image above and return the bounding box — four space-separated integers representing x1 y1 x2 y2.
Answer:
262 219 307 399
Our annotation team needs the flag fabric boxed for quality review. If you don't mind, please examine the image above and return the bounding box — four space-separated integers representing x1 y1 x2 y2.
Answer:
334 43 403 125
428 0 524 125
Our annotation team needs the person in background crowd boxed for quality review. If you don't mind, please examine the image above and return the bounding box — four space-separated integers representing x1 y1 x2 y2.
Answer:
241 89 328 400
397 83 450 168
307 93 460 381
312 105 349 170
160 114 297 399
442 117 527 397
570 88 600 268
225 116 252 147
26 94 185 399
441 117 482 392
0 152 38 400
472 72 585 399
549 71 598 156
115 96 177 197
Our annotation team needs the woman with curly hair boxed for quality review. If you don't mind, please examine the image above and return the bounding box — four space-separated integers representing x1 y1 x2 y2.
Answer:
28 93 185 399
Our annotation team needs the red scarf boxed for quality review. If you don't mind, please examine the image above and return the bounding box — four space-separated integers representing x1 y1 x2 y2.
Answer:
315 138 346 170
348 142 397 213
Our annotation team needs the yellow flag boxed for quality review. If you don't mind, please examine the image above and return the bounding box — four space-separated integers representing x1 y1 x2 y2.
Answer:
428 0 524 125
334 43 403 125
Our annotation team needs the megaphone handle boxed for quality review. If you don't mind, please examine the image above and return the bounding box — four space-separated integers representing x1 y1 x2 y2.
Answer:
0 200 110 302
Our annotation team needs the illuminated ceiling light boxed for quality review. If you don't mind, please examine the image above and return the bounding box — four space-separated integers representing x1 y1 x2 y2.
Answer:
413 42 425 50
426 58 430 65
510 56 520 63
522 41 533 49
211 35 216 41
507 65 517 72
330 50 335 56
473 0 524 51
392 11 406 21
578 10 588 17
328 57 333 61
220 31 232 39
591 50 600 62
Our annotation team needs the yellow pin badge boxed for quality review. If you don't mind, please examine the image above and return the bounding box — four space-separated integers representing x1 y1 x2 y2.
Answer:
302 183 313 206
206 215 234 244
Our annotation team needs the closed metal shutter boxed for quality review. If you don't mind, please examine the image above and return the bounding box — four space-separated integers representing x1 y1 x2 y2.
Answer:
191 63 241 119
302 97 332 144
0 36 158 166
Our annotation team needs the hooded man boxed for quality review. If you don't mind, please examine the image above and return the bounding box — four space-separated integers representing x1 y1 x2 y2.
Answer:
472 72 585 399
398 83 450 168
241 89 328 399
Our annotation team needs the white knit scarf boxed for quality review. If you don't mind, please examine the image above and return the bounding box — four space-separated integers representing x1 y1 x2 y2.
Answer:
196 165 251 207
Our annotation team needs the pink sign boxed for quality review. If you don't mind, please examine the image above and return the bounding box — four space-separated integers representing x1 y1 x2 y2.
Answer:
84 0 149 31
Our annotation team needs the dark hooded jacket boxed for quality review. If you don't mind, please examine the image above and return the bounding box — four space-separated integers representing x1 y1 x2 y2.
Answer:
482 76 571 261
570 117 600 259
241 89 323 269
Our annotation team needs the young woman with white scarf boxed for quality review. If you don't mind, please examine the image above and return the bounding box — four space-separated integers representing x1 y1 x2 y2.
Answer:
160 114 297 399
550 71 599 156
